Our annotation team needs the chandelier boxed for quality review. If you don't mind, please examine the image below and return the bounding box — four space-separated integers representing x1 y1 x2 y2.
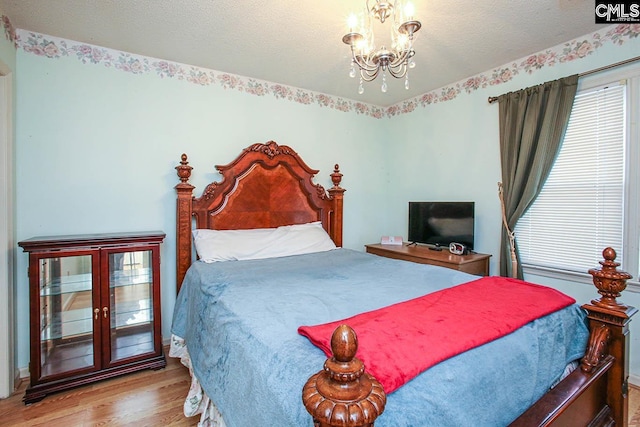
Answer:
342 1 421 94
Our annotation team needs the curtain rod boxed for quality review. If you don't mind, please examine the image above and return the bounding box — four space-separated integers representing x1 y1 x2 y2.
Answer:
487 55 640 104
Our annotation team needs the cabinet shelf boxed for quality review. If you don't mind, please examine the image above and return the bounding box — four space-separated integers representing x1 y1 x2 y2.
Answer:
41 308 93 341
39 267 153 296
40 273 92 296
40 305 154 341
19 231 166 403
110 268 152 286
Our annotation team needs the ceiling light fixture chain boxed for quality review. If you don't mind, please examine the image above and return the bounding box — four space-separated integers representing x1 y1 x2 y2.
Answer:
342 0 421 94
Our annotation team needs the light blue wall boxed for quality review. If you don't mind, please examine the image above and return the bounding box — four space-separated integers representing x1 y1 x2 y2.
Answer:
14 51 390 369
382 94 502 273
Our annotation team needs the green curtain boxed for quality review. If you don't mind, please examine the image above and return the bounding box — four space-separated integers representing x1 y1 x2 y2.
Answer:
498 74 578 278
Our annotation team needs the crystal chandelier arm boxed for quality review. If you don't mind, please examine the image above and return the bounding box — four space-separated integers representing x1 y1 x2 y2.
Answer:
352 54 379 73
359 67 381 82
389 49 415 78
386 61 408 79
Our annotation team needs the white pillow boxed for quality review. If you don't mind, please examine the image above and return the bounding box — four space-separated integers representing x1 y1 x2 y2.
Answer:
193 221 336 263
192 227 276 262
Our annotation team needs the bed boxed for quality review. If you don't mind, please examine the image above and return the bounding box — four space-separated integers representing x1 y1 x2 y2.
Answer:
171 140 636 427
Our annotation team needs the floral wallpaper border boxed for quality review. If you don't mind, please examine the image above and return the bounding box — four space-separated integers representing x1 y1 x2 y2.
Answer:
386 24 640 117
1 15 639 119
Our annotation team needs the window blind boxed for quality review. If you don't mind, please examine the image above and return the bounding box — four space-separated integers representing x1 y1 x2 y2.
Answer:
515 83 625 273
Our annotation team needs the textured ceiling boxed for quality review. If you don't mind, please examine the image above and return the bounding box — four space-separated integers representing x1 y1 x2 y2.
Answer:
0 0 602 106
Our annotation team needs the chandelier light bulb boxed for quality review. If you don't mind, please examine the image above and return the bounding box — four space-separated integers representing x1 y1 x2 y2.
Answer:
347 13 359 32
404 2 415 20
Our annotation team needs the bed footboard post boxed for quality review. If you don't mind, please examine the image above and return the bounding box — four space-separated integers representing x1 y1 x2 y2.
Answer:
175 153 195 294
303 325 386 427
582 247 637 427
328 164 345 247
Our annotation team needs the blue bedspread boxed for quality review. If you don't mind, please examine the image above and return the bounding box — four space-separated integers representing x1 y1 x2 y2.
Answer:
171 248 589 427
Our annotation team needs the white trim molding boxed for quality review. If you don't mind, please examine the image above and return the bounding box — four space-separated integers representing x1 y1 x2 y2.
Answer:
0 68 15 398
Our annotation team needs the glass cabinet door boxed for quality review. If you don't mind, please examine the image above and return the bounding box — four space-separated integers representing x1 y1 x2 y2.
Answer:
108 250 155 363
38 255 95 377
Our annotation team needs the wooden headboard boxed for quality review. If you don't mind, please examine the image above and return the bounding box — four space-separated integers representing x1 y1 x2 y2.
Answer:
174 141 345 292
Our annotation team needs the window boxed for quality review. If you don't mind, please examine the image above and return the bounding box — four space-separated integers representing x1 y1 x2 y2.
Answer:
515 65 640 282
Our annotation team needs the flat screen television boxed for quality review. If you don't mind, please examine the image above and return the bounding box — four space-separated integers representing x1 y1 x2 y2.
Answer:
408 202 475 249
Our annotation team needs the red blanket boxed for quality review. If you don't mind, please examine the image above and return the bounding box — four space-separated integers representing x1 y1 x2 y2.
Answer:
298 276 575 394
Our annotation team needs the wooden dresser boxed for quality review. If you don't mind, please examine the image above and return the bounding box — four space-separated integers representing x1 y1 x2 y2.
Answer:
365 243 491 276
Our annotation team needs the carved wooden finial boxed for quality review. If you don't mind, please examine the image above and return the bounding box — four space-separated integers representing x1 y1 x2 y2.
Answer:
588 247 632 310
175 153 193 184
331 324 358 362
331 164 343 189
302 325 386 427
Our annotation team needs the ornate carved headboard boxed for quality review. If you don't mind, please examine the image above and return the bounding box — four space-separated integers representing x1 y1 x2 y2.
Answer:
174 141 345 292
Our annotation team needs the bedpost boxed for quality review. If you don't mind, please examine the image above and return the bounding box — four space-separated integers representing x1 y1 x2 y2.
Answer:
328 164 345 247
175 153 195 294
582 247 637 426
302 324 385 427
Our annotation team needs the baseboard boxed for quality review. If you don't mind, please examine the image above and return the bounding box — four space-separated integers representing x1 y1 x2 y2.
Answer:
630 374 640 388
18 366 28 380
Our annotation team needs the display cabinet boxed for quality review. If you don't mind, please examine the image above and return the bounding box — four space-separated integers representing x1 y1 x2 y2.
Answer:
18 231 166 403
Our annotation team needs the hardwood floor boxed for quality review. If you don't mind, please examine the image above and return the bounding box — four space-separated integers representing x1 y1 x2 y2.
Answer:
0 351 197 426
